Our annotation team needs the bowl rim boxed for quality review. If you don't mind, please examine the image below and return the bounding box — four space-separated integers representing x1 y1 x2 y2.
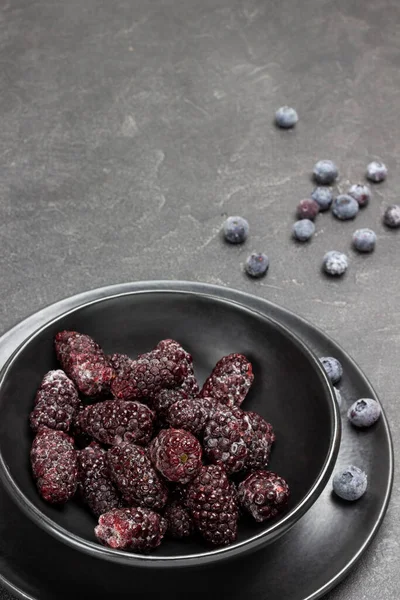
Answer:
0 289 341 567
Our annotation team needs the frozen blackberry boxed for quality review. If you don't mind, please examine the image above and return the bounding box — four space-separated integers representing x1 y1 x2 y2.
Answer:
313 160 338 185
383 205 400 228
238 470 290 522
31 427 78 504
366 161 387 183
320 356 343 384
74 399 155 446
164 501 194 539
55 331 114 399
185 465 239 546
149 429 202 484
347 398 381 428
296 199 319 221
203 407 249 474
223 216 249 244
245 411 276 472
275 106 298 129
111 349 187 401
156 339 199 395
151 388 189 420
108 443 168 510
108 352 132 373
166 397 217 437
332 465 367 501
95 507 167 551
29 370 80 433
200 353 254 407
348 184 371 208
78 442 121 517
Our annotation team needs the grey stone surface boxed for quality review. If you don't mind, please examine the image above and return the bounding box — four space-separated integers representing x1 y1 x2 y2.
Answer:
0 0 399 597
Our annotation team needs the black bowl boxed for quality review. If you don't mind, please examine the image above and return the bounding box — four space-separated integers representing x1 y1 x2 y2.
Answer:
0 291 340 567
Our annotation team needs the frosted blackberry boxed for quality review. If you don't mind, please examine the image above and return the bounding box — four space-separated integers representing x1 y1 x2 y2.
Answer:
55 331 114 399
95 507 167 551
108 443 168 510
166 397 217 437
200 353 254 407
111 349 187 401
156 339 199 395
29 370 80 433
78 442 121 517
149 428 202 484
185 465 239 546
30 427 78 504
245 411 276 471
164 501 194 539
238 470 290 522
74 399 155 446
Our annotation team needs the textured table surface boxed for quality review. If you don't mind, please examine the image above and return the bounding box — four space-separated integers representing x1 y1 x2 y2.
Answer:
0 0 399 598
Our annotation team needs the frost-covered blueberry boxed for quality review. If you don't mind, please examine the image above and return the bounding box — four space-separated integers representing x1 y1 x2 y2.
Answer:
347 398 381 428
352 229 376 253
275 106 298 129
332 195 359 220
223 216 249 244
313 160 338 185
311 187 333 211
292 219 315 242
366 161 387 183
333 465 367 501
348 184 371 208
323 251 348 276
245 253 269 277
320 356 343 384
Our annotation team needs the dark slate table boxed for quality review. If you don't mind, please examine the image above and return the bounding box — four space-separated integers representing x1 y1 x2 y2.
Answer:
0 0 399 598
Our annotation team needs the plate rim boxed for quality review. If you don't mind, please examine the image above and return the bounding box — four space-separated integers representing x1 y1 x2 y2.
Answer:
0 280 393 600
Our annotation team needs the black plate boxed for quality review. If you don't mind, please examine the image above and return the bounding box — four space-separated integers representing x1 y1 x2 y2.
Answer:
0 282 393 600
0 292 339 567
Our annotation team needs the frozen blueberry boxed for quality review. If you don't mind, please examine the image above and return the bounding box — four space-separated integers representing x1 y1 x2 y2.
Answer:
296 199 320 220
332 465 367 501
245 252 269 277
292 219 315 242
323 251 348 276
347 398 381 428
383 205 400 229
348 184 371 208
223 216 249 244
275 106 298 129
352 228 376 253
320 356 343 384
332 195 359 220
334 388 342 408
366 161 387 183
311 187 333 211
313 160 338 185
